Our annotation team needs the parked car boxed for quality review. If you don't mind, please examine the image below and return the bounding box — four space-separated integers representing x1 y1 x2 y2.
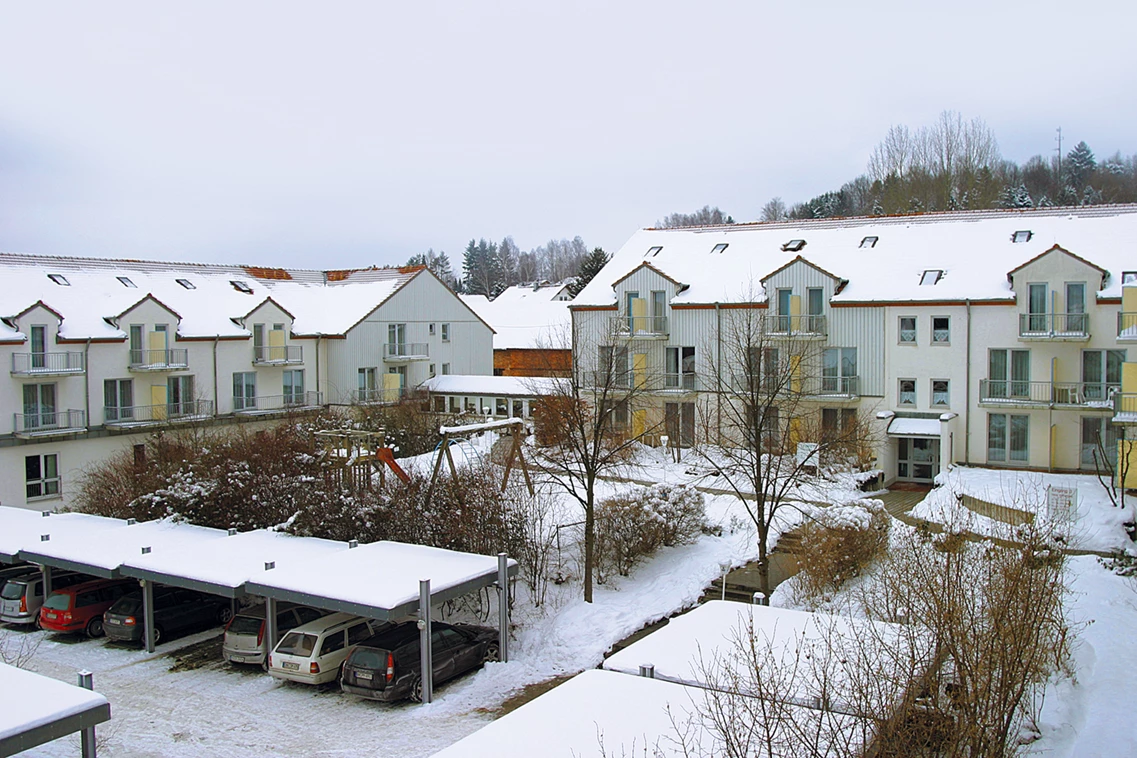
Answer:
103 587 233 644
340 621 500 702
0 563 38 594
267 613 382 686
1 570 93 627
39 578 135 637
222 603 328 666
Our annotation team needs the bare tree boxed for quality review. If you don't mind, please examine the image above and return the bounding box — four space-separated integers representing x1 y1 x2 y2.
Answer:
760 197 787 222
657 205 734 228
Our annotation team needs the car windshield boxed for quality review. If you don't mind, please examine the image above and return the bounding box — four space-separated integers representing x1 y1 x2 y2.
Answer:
227 616 263 636
276 632 317 657
1 582 26 600
347 647 387 670
43 592 72 610
109 596 142 615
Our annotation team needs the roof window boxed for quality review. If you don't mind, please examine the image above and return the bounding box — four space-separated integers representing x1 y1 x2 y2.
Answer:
645 246 663 258
920 270 943 286
230 280 253 294
176 278 196 290
781 239 806 252
859 236 878 248
47 274 70 286
710 243 728 254
1122 271 1137 285
117 276 136 288
1011 230 1032 243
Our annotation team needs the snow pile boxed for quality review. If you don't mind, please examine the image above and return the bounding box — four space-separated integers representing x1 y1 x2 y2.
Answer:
808 499 885 531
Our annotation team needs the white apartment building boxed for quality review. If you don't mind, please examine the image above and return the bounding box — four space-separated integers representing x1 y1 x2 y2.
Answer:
0 254 493 510
570 206 1137 486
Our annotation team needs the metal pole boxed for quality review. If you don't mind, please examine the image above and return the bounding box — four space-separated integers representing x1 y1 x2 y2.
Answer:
143 580 155 653
418 579 432 704
78 670 96 757
265 596 278 656
42 564 53 597
497 553 510 663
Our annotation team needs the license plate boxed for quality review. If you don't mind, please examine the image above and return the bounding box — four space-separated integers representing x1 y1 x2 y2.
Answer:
46 612 57 619
107 618 121 625
283 661 300 671
355 671 373 681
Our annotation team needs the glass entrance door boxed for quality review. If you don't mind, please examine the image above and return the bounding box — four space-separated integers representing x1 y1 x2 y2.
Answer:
897 437 940 482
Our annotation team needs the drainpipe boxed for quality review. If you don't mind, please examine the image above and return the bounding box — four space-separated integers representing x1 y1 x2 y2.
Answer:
316 336 322 398
715 303 722 445
964 299 972 465
212 337 219 417
83 338 92 428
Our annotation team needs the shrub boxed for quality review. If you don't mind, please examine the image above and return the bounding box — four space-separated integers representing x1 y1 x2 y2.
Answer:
594 484 707 581
796 499 890 596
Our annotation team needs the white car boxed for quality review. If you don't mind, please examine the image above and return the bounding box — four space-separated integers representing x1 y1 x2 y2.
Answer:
223 602 328 667
267 612 384 685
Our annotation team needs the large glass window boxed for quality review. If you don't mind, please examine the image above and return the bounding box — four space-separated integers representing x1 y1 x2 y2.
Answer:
104 379 133 421
988 413 1029 463
284 370 305 405
988 349 1030 398
30 325 46 368
233 372 256 411
1081 350 1125 401
665 347 696 389
22 383 56 429
1081 416 1119 469
822 348 857 394
167 375 194 416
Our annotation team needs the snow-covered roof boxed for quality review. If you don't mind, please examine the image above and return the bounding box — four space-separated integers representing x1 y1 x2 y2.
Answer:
574 205 1137 307
460 284 571 350
421 374 568 397
0 506 126 563
0 663 110 756
886 417 944 438
245 541 518 620
0 253 422 341
19 518 229 578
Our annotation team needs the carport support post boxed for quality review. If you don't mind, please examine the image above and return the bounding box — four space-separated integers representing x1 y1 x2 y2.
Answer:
419 579 432 704
265 596 278 654
41 564 52 596
78 670 96 758
497 553 509 663
143 579 155 653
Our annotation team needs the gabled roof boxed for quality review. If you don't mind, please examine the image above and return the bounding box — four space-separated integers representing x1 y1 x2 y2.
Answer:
113 293 183 323
10 299 66 323
610 261 685 290
240 295 297 323
1005 244 1109 283
760 255 845 285
459 283 571 349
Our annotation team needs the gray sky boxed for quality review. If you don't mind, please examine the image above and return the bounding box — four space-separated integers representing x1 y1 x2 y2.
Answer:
2 1 1134 270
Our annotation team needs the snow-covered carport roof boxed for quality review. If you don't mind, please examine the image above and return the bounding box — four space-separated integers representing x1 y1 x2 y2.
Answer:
119 529 349 599
0 663 110 758
18 518 229 578
0 506 126 564
244 541 519 621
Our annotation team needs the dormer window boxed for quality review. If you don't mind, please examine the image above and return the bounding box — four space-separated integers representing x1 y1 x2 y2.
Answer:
117 276 136 288
48 274 70 286
920 270 943 286
710 243 728 254
781 239 806 252
645 246 663 258
176 278 196 290
230 280 253 294
1012 230 1032 243
859 236 878 248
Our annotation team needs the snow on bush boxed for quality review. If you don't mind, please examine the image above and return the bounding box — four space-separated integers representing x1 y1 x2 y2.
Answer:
594 484 708 580
797 499 889 598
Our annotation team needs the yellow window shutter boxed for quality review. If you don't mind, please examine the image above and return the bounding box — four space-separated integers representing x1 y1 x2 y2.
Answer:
632 409 647 438
150 385 167 419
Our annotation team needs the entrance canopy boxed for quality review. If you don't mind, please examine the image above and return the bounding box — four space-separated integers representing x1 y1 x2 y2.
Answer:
0 506 125 564
0 663 110 758
886 417 943 438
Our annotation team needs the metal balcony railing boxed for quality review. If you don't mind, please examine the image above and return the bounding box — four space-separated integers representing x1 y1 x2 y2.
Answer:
583 370 632 389
128 348 189 371
610 316 669 338
233 391 323 414
1118 312 1137 339
1114 392 1137 423
817 376 860 397
11 352 85 375
979 380 1117 406
253 345 303 364
104 399 213 426
661 372 698 391
384 343 430 360
353 387 409 404
1018 313 1090 338
14 409 86 436
767 314 827 337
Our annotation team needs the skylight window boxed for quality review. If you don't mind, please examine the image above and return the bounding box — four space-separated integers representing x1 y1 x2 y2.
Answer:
1011 230 1032 243
117 276 136 288
176 278 196 290
710 243 728 254
645 246 663 258
920 270 944 286
1123 271 1137 284
48 274 70 286
859 236 878 248
781 239 806 252
230 280 253 294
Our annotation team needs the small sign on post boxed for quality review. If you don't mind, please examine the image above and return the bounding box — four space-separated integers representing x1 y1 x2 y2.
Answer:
796 442 819 471
1046 485 1077 522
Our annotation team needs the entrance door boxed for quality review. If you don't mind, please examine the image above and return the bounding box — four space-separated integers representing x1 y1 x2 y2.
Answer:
897 437 940 482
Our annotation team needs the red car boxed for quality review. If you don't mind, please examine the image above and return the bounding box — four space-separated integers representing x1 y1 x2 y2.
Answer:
40 578 135 637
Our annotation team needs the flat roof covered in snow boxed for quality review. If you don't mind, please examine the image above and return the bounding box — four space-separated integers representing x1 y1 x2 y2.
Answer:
421 374 568 397
0 663 110 757
0 506 126 564
886 417 944 438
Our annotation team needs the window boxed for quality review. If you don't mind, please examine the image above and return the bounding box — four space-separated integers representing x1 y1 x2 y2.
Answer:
806 288 824 316
710 243 728 254
932 316 950 344
233 372 256 411
1012 230 1032 243
987 413 1029 463
651 291 666 332
1082 417 1120 469
988 349 1031 399
429 364 436 378
932 379 950 407
348 623 371 646
1081 349 1125 401
899 316 917 344
388 323 406 351
358 368 377 401
283 370 304 404
429 323 436 336
176 278 195 290
781 239 806 252
665 346 696 389
599 345 629 386
104 379 133 421
645 246 663 257
822 348 857 394
512 399 525 418
821 408 857 435
496 398 508 416
859 236 878 248
1123 271 1137 285
920 270 943 286
26 454 60 499
167 375 194 416
22 384 56 429
1065 282 1086 332
230 280 253 294
441 323 450 342
898 379 916 406
30 325 46 368
1026 283 1048 332
442 362 451 375
48 274 70 286
319 631 346 656
117 276 136 288
449 396 460 413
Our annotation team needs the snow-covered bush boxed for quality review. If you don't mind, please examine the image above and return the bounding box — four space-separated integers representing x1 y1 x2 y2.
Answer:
796 499 890 597
594 484 707 580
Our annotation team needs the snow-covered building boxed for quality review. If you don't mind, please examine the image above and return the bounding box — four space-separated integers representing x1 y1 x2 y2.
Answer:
460 284 572 377
0 253 493 510
571 206 1137 485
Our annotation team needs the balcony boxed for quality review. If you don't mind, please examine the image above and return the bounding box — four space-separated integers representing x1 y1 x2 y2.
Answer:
814 376 860 398
979 380 1118 408
1118 312 1137 341
253 345 303 365
13 409 87 439
1018 313 1090 341
383 343 430 362
610 316 669 340
660 373 699 392
233 391 324 416
11 352 85 377
1114 393 1137 424
128 348 189 372
104 400 214 427
767 314 827 338
353 387 410 404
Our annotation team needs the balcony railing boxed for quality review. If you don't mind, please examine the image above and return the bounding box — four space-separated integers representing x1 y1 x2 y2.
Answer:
1118 312 1137 340
353 387 409 404
233 391 323 415
104 399 214 426
129 348 189 371
13 409 87 437
610 316 669 338
1114 393 1137 423
979 380 1118 407
1018 313 1090 339
384 343 430 361
583 370 632 389
767 314 827 337
11 352 85 376
816 376 860 397
253 345 303 364
661 373 699 391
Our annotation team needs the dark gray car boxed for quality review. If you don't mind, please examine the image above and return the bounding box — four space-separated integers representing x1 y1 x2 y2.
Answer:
104 587 232 644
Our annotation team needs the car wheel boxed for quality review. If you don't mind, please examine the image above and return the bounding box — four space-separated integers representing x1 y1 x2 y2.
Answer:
152 626 164 645
409 676 423 703
86 616 105 639
34 615 44 631
483 642 501 663
217 606 233 624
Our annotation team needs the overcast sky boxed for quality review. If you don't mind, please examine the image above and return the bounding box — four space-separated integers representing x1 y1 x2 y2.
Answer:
1 1 1134 270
